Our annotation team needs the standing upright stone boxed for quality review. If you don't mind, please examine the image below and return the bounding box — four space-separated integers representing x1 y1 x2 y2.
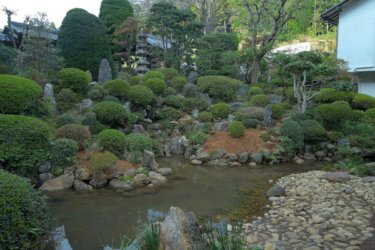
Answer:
43 83 56 104
188 71 198 84
264 104 273 129
98 58 112 84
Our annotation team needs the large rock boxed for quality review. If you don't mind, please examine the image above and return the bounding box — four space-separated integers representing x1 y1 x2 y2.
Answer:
170 137 184 155
75 168 92 181
39 173 54 183
39 162 51 173
196 150 210 162
149 171 167 184
251 152 263 164
159 207 203 250
89 172 108 188
236 84 250 101
133 124 145 134
210 148 227 160
239 153 249 164
142 150 159 170
80 99 93 111
188 71 198 84
324 171 350 182
98 58 112 84
157 168 173 176
108 179 133 191
43 83 56 104
133 173 150 187
74 180 93 193
39 173 74 191
214 121 230 131
266 184 285 197
264 104 272 129
184 146 196 159
268 94 283 104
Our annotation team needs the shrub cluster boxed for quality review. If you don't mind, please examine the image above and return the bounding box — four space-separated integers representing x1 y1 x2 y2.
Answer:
198 111 214 122
55 113 80 128
81 111 108 134
56 124 91 149
56 88 79 113
314 88 354 103
271 104 285 120
143 78 167 95
234 106 264 121
88 151 118 172
129 75 142 85
129 85 155 106
103 79 130 100
157 68 180 82
314 101 352 130
187 131 208 145
182 98 209 112
280 119 304 152
249 94 270 107
160 107 181 121
49 138 78 168
301 119 326 142
171 76 187 92
98 129 126 155
229 121 245 138
143 70 165 81
182 83 199 97
352 93 375 110
163 95 183 109
124 133 155 163
248 86 264 96
210 103 230 119
93 101 128 127
197 75 242 102
365 108 375 122
57 68 89 94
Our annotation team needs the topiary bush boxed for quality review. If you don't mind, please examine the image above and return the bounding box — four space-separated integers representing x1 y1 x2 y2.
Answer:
163 86 177 96
49 138 78 168
57 68 89 94
314 88 354 104
210 103 231 119
56 124 91 149
248 86 264 96
301 119 326 142
365 108 375 122
187 131 208 145
280 119 304 151
0 115 50 176
171 76 187 92
344 121 375 148
182 98 209 111
160 107 181 121
229 121 245 138
129 85 155 106
81 111 108 134
124 133 156 163
249 94 270 107
93 101 128 127
197 75 242 102
0 74 42 114
103 79 130 100
88 151 118 172
129 75 142 85
0 170 51 249
56 88 79 113
182 83 199 97
55 113 80 128
102 95 120 103
163 95 183 109
198 111 214 122
157 68 180 82
352 93 375 110
143 78 167 95
143 70 165 82
314 101 352 130
87 87 104 101
98 129 126 155
271 104 285 120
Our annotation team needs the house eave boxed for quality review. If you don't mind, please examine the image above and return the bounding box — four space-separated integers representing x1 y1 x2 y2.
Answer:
321 0 359 26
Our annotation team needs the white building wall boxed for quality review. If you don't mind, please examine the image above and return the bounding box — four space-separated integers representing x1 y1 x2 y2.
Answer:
357 72 375 97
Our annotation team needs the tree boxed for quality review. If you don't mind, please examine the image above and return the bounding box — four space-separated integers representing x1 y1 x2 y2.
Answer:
232 0 304 83
1 7 17 49
58 8 113 80
194 0 230 34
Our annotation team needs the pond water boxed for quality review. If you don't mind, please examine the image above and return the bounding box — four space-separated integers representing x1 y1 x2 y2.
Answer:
48 157 322 250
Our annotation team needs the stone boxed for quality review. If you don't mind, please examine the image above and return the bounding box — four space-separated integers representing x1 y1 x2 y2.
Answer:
184 146 196 159
351 147 362 155
236 84 250 101
251 152 263 164
324 172 350 182
196 151 210 162
264 104 273 129
133 173 150 187
43 83 56 104
80 99 93 111
75 168 92 181
338 138 351 147
303 153 315 161
39 162 51 173
362 176 375 183
124 101 132 112
142 150 159 170
264 242 277 250
89 172 108 188
239 153 249 164
225 154 238 162
98 58 112 84
192 109 199 119
293 156 304 165
108 179 133 191
170 137 184 155
191 159 202 165
229 102 242 111
210 148 227 160
214 121 230 131
74 180 93 193
229 162 241 167
188 71 198 84
149 171 167 184
326 143 336 152
39 173 54 183
157 168 173 176
249 162 257 167
228 114 235 122
314 151 326 160
159 207 203 250
164 143 171 156
133 124 145 134
198 92 213 105
268 94 283 104
39 173 74 191
266 185 285 197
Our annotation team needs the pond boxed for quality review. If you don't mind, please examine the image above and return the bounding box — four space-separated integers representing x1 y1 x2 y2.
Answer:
48 157 322 250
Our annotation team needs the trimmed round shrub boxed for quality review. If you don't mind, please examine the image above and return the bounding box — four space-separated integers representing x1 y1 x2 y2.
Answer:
164 86 177 96
124 133 156 163
88 87 104 101
57 68 89 94
182 83 199 97
55 113 80 128
243 118 261 129
249 94 270 107
98 129 126 155
182 98 209 111
171 76 187 92
187 131 208 145
271 104 285 120
0 74 42 114
197 75 242 102
280 119 304 150
93 101 128 127
314 88 354 103
129 75 142 85
49 138 78 168
144 78 167 95
160 107 181 120
56 124 91 149
198 111 214 122
210 103 230 119
143 70 165 81
103 79 130 100
88 151 118 172
0 115 50 176
229 121 245 138
129 85 155 106
365 108 375 122
158 68 180 81
56 88 79 113
314 101 352 130
163 95 183 109
0 170 51 249
248 86 264 96
352 93 375 110
301 119 326 142
103 95 120 103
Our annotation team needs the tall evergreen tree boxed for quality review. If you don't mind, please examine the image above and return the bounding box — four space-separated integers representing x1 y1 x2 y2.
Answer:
58 8 113 80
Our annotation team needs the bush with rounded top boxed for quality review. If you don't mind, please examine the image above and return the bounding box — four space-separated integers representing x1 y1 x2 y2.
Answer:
164 86 177 96
143 78 167 95
129 85 155 106
0 115 50 176
56 124 91 149
124 133 156 163
103 79 130 100
103 95 120 103
234 106 264 121
280 119 304 151
187 131 208 145
365 108 375 122
0 74 42 114
129 75 142 85
248 86 264 96
82 111 108 134
271 104 285 120
0 169 51 249
93 101 128 127
163 95 183 109
56 88 79 113
183 83 199 97
88 87 103 101
49 138 78 168
160 107 181 120
143 70 165 81
198 111 214 122
197 75 242 102
98 129 126 155
182 98 209 111
171 76 187 92
88 151 118 172
229 121 245 138
352 93 375 110
301 119 326 142
210 103 230 119
57 68 89 94
158 68 180 82
55 113 80 128
314 88 354 103
314 101 352 130
249 94 270 107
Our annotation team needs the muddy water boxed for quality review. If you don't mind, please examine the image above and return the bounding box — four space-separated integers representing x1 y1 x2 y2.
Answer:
48 157 321 250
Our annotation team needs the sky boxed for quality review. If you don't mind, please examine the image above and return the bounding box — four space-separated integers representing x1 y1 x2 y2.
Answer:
0 0 103 29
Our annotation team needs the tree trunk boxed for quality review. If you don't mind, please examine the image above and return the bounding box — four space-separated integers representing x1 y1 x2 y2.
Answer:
250 56 261 84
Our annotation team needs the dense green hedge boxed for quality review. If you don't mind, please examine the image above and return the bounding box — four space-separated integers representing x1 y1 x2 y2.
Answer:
197 75 242 102
144 70 165 81
89 151 118 172
249 94 270 107
280 119 304 151
56 88 79 113
163 95 183 109
56 124 91 149
143 78 167 95
314 101 353 130
157 68 180 82
352 93 375 110
301 119 326 142
0 170 51 249
93 101 128 127
0 74 42 114
49 138 78 168
271 104 285 119
129 85 155 106
182 98 209 112
229 121 245 138
198 111 214 122
103 79 130 100
248 86 264 96
171 76 187 92
124 133 156 163
0 115 50 176
160 107 181 120
98 129 126 155
57 68 89 94
210 103 230 119
314 88 354 103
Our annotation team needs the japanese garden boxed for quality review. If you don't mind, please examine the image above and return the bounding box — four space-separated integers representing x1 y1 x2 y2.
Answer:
1 0 375 249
